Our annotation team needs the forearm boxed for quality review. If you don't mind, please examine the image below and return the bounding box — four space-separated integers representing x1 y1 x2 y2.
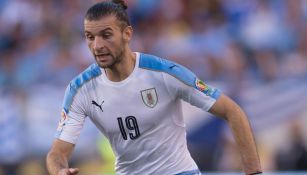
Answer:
226 104 262 174
46 151 69 175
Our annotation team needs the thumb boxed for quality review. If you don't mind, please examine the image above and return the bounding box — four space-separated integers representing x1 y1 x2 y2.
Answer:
68 168 79 174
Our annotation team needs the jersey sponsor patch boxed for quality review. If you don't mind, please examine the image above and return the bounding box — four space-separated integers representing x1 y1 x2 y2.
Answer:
195 78 215 97
141 88 158 108
57 111 68 132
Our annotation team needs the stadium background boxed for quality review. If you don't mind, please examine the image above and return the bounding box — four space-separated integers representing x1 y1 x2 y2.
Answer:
1 0 307 174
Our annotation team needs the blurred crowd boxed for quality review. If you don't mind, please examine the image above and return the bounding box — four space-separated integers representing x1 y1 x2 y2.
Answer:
1 0 307 174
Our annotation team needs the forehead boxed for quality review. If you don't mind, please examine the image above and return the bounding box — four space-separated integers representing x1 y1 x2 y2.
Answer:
84 15 121 33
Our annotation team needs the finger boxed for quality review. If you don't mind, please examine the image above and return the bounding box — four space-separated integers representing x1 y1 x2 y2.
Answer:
59 169 71 175
68 168 79 174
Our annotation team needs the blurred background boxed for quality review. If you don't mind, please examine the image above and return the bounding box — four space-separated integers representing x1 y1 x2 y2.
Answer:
1 0 307 174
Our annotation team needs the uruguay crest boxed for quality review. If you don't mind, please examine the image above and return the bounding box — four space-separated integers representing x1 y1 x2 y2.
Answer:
141 88 158 108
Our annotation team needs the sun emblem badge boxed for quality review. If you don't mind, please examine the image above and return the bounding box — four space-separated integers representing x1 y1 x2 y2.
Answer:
195 78 215 96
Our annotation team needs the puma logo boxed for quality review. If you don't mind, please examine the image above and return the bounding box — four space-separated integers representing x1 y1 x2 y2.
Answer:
92 100 104 112
169 64 177 69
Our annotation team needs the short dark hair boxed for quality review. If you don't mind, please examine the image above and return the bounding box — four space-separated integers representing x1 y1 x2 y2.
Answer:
85 0 130 28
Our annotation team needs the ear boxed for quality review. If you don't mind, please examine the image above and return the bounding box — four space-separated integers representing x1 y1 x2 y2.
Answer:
123 26 133 42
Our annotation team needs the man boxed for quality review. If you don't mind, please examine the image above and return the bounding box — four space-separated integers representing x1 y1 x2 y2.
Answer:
46 1 262 174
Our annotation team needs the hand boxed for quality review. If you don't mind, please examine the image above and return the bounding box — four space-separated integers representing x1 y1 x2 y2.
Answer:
58 168 79 175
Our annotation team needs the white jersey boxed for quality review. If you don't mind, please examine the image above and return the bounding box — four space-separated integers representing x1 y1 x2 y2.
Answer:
55 52 221 175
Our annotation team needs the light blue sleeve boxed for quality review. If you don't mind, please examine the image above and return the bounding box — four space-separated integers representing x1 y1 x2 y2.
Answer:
139 53 221 111
55 63 101 144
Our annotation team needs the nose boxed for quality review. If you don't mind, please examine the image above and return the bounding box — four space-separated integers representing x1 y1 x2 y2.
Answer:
93 36 105 51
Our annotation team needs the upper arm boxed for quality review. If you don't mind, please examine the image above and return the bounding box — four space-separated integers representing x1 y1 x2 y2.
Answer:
49 139 75 159
208 93 243 120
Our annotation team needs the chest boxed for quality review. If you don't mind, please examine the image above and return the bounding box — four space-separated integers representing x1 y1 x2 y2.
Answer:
87 77 173 137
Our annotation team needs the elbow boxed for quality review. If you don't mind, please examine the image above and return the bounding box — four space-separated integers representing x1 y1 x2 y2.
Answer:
46 150 54 163
46 149 66 163
46 150 58 166
46 149 57 161
209 94 247 122
46 150 52 163
46 149 68 174
46 150 55 173
223 101 245 122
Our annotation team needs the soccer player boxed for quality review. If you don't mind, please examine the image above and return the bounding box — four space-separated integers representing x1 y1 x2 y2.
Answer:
46 0 262 175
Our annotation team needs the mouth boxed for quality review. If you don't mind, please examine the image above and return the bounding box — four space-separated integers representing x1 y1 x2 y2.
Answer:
95 53 111 61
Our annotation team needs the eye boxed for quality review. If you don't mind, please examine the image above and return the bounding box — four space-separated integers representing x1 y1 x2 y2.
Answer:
102 33 112 39
85 34 94 41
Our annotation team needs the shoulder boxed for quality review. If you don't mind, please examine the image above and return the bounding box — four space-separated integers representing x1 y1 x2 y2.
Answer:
69 63 101 90
63 63 101 113
139 53 196 87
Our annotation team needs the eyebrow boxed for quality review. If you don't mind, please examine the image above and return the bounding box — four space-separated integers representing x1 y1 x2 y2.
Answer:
84 27 113 34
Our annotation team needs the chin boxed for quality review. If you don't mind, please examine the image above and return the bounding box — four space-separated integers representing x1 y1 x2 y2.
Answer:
97 62 114 69
97 63 108 68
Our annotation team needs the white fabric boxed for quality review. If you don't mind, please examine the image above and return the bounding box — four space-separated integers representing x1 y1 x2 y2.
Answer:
56 52 219 175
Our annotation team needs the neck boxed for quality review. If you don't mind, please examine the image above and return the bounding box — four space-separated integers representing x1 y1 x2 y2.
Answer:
104 48 136 82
